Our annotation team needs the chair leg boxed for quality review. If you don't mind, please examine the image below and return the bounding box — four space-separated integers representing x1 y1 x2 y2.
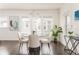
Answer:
18 42 23 54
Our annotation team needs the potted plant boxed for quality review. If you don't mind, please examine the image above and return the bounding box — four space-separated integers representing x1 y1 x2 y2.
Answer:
68 31 74 39
52 25 63 43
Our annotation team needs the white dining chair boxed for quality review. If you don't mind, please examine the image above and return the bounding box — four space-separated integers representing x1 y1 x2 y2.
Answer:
18 32 29 55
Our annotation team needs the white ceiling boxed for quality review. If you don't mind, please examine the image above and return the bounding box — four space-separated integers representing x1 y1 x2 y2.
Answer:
0 3 64 10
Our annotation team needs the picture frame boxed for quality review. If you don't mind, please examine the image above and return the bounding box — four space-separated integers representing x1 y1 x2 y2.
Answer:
75 10 79 21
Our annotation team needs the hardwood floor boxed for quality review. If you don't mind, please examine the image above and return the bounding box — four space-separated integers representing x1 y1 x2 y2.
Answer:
51 41 65 55
0 41 65 55
0 41 19 55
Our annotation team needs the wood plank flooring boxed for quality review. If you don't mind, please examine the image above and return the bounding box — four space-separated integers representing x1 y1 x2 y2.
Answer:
0 41 65 55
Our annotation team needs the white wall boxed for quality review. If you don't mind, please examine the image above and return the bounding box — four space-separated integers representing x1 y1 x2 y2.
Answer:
60 3 79 45
60 4 79 53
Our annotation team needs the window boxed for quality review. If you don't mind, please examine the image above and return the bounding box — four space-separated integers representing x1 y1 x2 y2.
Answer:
32 18 42 36
19 17 53 36
42 18 53 36
19 18 31 36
